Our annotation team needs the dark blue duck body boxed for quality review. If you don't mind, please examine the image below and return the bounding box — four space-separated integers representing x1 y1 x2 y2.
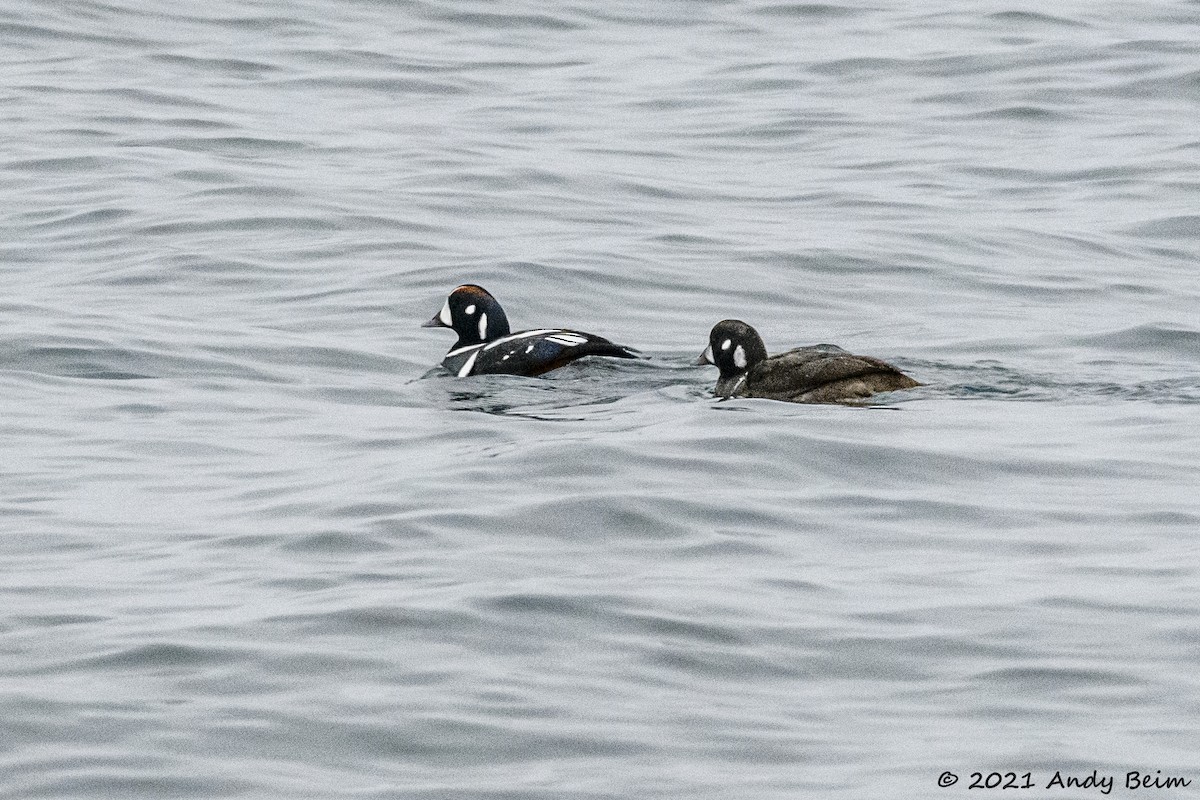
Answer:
423 285 638 377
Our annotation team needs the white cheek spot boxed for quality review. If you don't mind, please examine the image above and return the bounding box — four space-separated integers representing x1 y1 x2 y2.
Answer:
478 312 488 340
438 299 452 326
733 345 747 369
721 339 732 351
525 344 534 353
502 353 511 361
464 304 476 315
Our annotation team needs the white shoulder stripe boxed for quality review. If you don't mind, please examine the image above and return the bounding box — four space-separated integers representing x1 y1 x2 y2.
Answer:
457 349 480 377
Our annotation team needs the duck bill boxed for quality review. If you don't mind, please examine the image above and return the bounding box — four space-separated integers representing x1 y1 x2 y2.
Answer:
694 344 714 366
422 298 453 329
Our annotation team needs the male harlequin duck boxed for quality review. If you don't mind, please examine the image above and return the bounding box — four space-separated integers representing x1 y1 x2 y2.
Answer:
696 319 920 404
422 284 639 377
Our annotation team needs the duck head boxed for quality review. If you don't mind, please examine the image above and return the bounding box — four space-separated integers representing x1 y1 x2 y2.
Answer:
422 284 512 348
695 319 769 397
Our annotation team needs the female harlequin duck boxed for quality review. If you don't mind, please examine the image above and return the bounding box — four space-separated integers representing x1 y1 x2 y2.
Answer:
422 284 639 377
696 319 920 404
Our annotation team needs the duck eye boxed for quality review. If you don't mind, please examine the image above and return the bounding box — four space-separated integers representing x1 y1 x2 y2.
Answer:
720 339 732 351
465 304 476 315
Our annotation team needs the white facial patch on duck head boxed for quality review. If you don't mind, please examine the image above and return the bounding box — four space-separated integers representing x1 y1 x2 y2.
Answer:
733 344 747 369
721 339 732 351
438 299 453 326
478 312 488 341
464 304 476 315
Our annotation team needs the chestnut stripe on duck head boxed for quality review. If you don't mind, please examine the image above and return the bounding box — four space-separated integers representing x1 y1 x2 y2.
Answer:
421 284 511 348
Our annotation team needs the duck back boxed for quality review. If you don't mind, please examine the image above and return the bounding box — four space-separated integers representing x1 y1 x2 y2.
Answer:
747 347 920 403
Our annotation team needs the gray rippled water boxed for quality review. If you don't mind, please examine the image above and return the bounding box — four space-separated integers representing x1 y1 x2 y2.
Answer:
3 1 1200 797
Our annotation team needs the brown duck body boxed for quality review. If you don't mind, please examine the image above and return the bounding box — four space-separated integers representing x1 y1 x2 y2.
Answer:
700 320 920 404
737 346 920 403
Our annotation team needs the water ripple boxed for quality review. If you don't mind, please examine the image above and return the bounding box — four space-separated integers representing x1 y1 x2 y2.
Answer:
5 0 1200 796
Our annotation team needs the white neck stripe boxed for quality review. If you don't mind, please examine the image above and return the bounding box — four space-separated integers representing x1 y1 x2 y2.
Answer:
445 342 485 357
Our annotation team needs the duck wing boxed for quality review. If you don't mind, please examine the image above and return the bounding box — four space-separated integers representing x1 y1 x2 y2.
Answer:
748 347 918 402
445 329 638 377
